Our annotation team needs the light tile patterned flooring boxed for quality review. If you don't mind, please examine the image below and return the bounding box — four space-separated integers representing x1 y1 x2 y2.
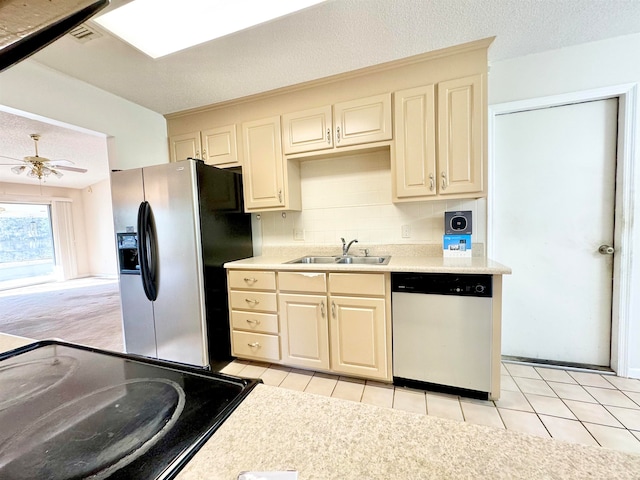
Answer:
220 359 640 456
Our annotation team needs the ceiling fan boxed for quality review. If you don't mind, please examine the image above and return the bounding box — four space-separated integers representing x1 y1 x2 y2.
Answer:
0 134 88 180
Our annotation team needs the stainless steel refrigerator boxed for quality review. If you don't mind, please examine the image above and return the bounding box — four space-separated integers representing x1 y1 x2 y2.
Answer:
110 159 252 369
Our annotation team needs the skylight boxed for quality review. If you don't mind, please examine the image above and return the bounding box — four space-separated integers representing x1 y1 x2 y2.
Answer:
94 0 325 59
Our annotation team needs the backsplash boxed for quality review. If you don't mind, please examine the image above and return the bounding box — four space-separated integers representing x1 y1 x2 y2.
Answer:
254 151 486 251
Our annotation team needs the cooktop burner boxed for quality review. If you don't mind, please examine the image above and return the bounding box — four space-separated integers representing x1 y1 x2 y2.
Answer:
0 341 258 479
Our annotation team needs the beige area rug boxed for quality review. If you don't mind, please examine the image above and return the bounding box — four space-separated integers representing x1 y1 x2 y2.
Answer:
0 277 124 352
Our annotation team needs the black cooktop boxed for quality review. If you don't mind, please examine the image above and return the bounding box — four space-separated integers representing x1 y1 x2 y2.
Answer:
0 341 259 479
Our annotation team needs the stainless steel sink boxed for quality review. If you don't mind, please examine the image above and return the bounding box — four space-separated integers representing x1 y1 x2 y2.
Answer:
287 255 391 265
287 256 341 264
337 256 391 265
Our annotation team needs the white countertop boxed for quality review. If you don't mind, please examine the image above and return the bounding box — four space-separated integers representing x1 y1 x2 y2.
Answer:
0 333 35 353
177 384 640 480
224 254 511 275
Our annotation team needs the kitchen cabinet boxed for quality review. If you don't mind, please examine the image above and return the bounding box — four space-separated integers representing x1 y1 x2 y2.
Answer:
169 125 240 168
227 270 280 362
328 273 390 380
241 116 301 211
282 93 392 155
393 74 484 201
227 268 391 381
278 272 330 370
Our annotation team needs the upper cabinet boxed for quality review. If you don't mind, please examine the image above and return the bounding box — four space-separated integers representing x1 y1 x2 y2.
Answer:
282 93 392 155
241 116 301 212
393 74 485 202
169 125 240 168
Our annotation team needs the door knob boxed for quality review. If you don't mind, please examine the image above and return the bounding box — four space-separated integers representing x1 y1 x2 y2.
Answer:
598 245 615 255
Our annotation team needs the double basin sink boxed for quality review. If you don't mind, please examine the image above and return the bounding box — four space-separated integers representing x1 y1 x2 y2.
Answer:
287 255 391 265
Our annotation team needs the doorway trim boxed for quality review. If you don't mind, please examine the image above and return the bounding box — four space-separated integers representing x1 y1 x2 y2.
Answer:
488 83 638 378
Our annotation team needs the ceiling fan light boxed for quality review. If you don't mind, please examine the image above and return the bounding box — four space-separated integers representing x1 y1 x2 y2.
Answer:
11 165 26 175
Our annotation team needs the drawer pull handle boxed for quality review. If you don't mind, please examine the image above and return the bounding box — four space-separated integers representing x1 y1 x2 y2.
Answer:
247 342 260 348
246 318 260 325
331 301 336 319
245 298 259 306
441 171 447 190
429 173 434 191
326 128 331 144
244 277 258 284
320 301 325 318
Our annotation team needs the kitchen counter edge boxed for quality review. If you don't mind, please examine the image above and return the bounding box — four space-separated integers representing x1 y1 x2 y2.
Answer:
224 255 512 275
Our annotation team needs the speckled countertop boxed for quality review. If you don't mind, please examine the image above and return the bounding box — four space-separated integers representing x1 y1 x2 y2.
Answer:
0 332 34 353
224 244 511 275
177 384 639 479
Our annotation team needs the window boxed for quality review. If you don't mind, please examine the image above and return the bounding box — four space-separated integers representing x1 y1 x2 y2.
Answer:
0 203 56 288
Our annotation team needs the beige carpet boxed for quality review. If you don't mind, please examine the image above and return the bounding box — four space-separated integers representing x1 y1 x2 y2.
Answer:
0 277 124 352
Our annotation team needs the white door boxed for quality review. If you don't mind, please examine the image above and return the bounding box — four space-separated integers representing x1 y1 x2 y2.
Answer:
493 98 618 367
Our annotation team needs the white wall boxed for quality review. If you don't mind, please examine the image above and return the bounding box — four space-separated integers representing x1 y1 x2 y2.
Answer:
0 60 168 170
488 32 640 377
81 179 117 277
259 151 484 250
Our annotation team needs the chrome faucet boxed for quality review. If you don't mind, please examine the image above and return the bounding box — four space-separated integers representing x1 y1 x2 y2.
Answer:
341 237 358 256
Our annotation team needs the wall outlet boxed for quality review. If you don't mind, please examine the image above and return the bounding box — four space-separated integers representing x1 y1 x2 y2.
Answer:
401 225 411 238
293 228 305 241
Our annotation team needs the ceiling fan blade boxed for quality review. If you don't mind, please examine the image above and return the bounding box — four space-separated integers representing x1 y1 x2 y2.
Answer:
0 154 23 162
55 166 87 173
49 159 74 166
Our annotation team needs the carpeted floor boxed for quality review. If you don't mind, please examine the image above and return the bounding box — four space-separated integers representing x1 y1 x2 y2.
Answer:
0 277 124 352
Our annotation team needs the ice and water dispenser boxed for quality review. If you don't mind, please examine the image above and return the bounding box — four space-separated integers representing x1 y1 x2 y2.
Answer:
117 232 140 274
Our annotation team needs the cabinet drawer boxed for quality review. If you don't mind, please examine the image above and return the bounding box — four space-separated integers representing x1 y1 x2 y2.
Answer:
229 291 278 312
278 271 327 293
231 311 279 334
232 331 280 362
228 270 276 291
329 273 386 296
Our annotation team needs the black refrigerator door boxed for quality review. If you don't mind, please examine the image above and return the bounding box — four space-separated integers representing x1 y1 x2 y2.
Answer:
137 201 159 301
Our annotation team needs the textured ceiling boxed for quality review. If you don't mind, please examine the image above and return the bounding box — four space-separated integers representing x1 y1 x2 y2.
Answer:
0 110 109 189
2 0 640 190
29 0 640 115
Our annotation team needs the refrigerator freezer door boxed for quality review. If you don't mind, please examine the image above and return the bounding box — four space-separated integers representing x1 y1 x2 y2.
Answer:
119 274 157 358
142 161 208 367
111 169 144 233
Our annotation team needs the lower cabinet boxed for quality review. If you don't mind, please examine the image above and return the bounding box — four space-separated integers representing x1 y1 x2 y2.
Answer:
329 295 387 379
279 293 330 370
228 270 280 362
228 269 391 382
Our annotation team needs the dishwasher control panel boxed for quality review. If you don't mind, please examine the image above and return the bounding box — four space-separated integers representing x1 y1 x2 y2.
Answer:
391 273 492 297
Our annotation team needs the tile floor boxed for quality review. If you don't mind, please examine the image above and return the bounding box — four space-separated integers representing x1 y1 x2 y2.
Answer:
220 359 640 456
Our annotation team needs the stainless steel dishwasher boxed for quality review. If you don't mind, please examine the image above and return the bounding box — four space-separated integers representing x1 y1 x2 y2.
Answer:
392 272 493 399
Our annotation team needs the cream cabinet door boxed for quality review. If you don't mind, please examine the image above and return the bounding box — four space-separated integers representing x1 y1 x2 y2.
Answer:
437 74 483 195
393 85 437 199
329 295 388 380
242 116 286 210
202 125 239 167
282 105 333 154
279 293 330 370
333 93 392 147
169 132 201 162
